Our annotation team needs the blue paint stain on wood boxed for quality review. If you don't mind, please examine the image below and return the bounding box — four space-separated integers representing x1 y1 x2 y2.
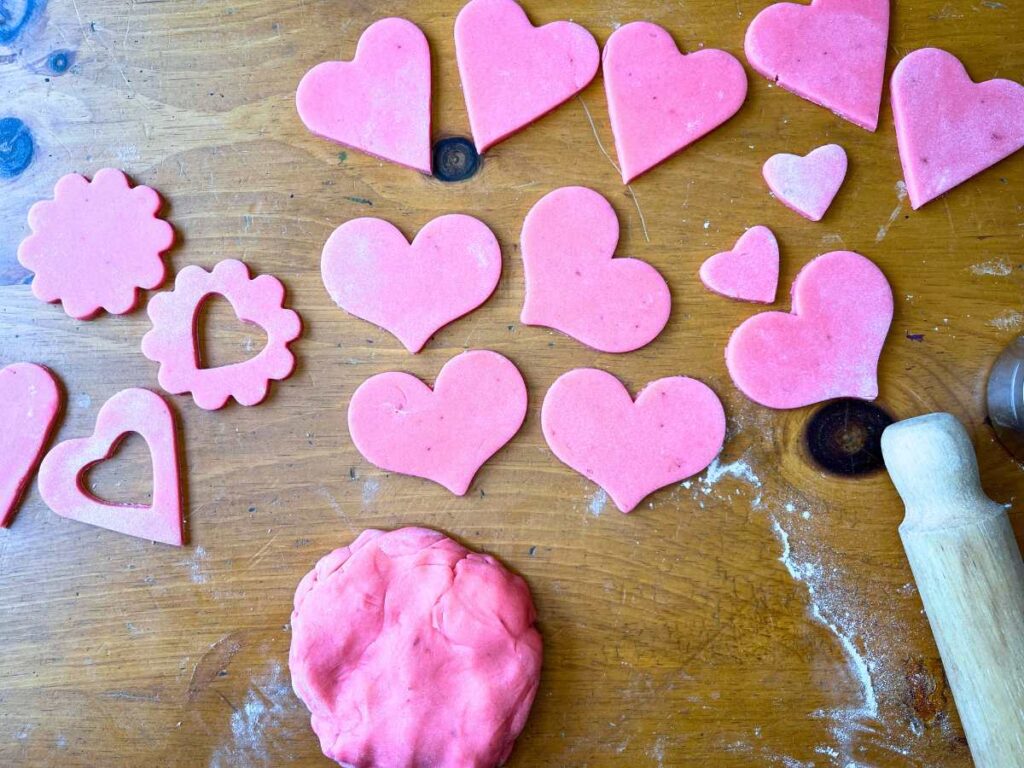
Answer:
0 117 34 178
0 0 43 44
48 48 73 74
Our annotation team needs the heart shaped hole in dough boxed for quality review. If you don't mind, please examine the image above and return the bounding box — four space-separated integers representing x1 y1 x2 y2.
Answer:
83 431 154 507
195 293 268 369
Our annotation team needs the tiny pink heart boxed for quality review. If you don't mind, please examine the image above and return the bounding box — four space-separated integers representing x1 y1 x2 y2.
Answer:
892 48 1024 209
699 226 780 304
296 18 432 173
520 186 671 353
542 369 726 513
603 21 747 183
726 250 893 410
0 363 62 528
347 350 527 495
321 215 501 353
745 0 890 131
763 144 848 221
455 0 599 153
38 388 183 545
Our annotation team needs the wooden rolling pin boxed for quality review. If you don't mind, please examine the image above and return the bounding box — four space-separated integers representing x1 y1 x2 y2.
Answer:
881 412 1024 767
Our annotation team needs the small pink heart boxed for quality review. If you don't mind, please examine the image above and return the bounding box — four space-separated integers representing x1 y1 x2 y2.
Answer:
38 388 183 545
321 215 501 353
0 363 62 528
745 0 890 131
892 48 1024 209
347 350 527 495
603 21 747 183
763 144 848 221
455 0 599 153
726 251 893 410
542 369 726 513
296 18 432 173
699 226 780 304
520 186 671 353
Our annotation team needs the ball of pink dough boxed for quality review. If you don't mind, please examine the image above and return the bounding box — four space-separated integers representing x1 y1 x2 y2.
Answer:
289 527 543 768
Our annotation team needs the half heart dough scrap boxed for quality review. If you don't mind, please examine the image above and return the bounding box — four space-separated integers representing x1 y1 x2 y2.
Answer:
321 215 501 353
0 363 62 528
17 168 174 320
763 144 848 221
744 0 890 131
891 47 1024 209
37 388 184 546
542 369 726 513
455 0 600 153
699 226 780 304
290 527 543 768
347 350 527 495
296 17 432 173
603 21 747 183
141 259 302 411
520 186 671 353
726 250 894 410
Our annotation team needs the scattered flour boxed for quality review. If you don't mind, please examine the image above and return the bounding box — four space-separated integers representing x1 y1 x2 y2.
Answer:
361 477 380 506
875 181 908 242
588 488 608 517
185 546 210 584
989 310 1024 331
970 257 1013 276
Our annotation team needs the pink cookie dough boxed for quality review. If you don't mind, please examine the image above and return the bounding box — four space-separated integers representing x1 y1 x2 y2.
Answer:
745 0 890 131
520 186 670 353
17 169 174 320
891 48 1024 209
142 260 301 411
37 388 183 546
699 226 780 304
348 350 527 495
290 527 543 768
455 0 599 153
296 18 432 174
726 250 893 410
321 215 501 353
603 22 747 183
763 144 848 221
0 363 62 528
542 369 726 513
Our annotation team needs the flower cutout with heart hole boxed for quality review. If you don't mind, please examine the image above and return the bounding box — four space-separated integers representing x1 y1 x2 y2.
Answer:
141 259 302 410
17 168 174 320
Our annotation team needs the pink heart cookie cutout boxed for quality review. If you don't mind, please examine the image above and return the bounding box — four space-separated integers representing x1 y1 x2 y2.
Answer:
699 226 780 304
37 388 183 546
891 48 1024 209
763 144 848 221
455 0 599 153
542 369 726 513
745 0 890 131
603 22 747 183
726 250 893 410
321 215 501 353
17 169 174 320
296 18 432 174
0 363 62 528
348 350 527 495
520 186 671 353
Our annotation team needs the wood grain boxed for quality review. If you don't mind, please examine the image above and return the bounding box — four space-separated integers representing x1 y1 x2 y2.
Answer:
1 1 1023 765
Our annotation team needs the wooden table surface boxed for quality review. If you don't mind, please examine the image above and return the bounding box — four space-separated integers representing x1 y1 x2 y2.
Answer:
2 1 1023 765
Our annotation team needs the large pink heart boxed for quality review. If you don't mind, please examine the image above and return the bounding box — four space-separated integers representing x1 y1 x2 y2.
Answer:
542 369 726 513
296 18 432 173
891 48 1024 209
0 363 62 528
520 186 671 353
455 0 599 153
37 388 183 545
347 351 527 496
745 0 890 131
321 215 501 353
603 22 747 183
726 251 893 410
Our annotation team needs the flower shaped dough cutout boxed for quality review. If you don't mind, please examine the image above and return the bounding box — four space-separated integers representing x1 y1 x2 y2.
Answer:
141 259 302 410
17 168 174 320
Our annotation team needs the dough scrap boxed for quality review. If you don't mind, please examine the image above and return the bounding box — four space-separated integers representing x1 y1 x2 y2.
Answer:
289 527 543 768
763 144 848 221
699 226 780 304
